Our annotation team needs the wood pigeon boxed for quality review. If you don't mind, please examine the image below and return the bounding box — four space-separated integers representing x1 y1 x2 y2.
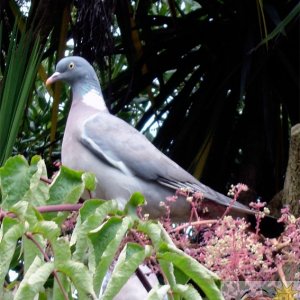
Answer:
45 56 258 221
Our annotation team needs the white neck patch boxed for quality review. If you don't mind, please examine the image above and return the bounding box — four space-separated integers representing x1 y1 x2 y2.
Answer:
82 89 107 111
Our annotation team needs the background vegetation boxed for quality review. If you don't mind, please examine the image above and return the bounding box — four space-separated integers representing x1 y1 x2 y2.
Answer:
1 0 299 205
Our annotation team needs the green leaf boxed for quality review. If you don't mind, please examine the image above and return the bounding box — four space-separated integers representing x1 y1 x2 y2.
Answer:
71 199 118 261
23 221 60 273
9 200 29 219
101 243 152 300
23 234 45 273
57 260 97 300
0 155 48 209
0 218 25 296
52 239 72 300
14 257 54 300
82 172 97 192
138 221 175 250
173 284 203 300
173 266 189 285
158 245 224 300
76 198 111 221
124 192 145 217
89 217 123 267
0 24 42 165
22 156 49 206
10 201 44 232
89 216 133 294
146 285 170 300
158 259 178 300
52 272 71 300
49 166 95 205
32 221 60 242
24 204 44 227
53 237 72 264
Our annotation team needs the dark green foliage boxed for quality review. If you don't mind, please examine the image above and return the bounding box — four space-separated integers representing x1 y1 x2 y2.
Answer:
0 23 42 166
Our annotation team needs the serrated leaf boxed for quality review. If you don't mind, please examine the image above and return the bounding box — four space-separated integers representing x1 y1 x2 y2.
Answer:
9 200 29 219
25 204 44 227
138 221 175 250
23 234 45 273
48 166 86 205
76 198 109 221
124 192 145 217
9 200 42 228
90 216 133 294
49 165 96 207
89 217 123 267
32 221 60 242
22 156 49 206
138 221 164 250
158 245 224 300
53 238 72 264
52 239 72 300
57 260 97 300
14 257 54 300
52 272 71 300
23 221 60 273
0 218 25 296
72 199 118 261
82 172 97 192
101 243 152 300
0 155 39 208
147 285 170 300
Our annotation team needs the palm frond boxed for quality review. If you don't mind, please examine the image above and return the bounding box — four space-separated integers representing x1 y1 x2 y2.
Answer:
0 22 42 165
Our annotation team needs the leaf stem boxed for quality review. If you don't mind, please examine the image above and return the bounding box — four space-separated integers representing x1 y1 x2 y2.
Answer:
25 232 69 300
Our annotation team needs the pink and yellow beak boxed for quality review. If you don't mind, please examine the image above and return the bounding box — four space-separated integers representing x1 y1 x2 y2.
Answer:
46 72 61 86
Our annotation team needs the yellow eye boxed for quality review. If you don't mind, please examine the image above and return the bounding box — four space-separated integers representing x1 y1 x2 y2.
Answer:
68 62 75 69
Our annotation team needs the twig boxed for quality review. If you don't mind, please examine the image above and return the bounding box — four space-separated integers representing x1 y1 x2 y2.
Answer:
275 239 291 251
170 219 217 233
40 176 52 184
25 232 69 300
135 267 152 292
277 263 288 287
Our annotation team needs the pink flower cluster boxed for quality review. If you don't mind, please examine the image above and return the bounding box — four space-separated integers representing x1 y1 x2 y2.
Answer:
161 184 300 283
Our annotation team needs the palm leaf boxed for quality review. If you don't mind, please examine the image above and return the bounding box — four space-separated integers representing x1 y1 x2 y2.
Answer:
0 22 43 165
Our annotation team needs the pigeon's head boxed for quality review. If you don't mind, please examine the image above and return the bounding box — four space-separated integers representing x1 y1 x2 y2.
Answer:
46 56 100 88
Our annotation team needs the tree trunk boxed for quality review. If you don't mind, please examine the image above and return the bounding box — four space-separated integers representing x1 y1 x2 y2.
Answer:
283 123 300 216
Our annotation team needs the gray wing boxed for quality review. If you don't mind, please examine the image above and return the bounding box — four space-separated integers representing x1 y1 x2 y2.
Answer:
80 112 252 213
81 112 188 181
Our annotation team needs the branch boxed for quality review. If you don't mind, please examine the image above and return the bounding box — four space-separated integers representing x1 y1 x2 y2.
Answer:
0 204 83 221
40 176 52 184
37 204 82 213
